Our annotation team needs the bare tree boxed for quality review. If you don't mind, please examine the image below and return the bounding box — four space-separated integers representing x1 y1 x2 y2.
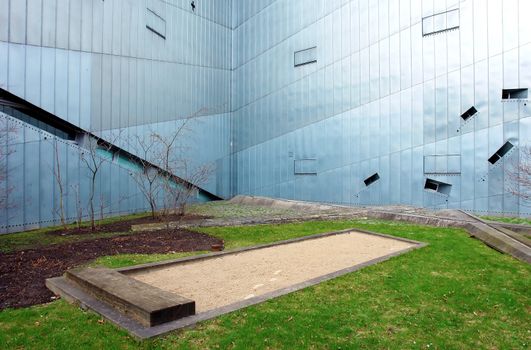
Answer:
507 145 531 205
151 116 214 222
51 139 68 229
99 192 128 221
124 108 215 225
79 131 121 231
70 184 83 230
128 133 163 219
0 117 17 212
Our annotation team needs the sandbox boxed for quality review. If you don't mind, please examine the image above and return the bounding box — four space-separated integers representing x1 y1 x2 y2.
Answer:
127 231 416 313
47 229 424 339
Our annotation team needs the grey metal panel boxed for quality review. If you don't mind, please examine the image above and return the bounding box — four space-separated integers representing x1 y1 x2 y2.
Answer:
54 49 68 120
389 33 400 94
80 0 93 52
25 46 41 106
27 0 43 46
40 47 55 112
55 0 69 49
0 0 8 42
102 0 113 54
8 43 25 97
79 52 91 130
67 50 80 126
399 28 411 90
502 0 519 52
488 54 503 127
473 0 488 62
9 0 26 44
0 42 7 88
69 0 82 51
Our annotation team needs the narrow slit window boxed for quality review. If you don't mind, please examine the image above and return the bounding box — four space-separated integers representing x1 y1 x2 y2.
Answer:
364 173 380 187
461 106 478 121
488 141 514 164
146 8 166 40
422 9 460 36
502 88 528 100
294 47 317 67
424 179 452 195
294 159 317 175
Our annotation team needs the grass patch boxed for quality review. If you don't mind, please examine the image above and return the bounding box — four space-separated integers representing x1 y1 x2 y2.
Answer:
188 201 298 219
90 251 207 269
1 220 529 349
481 216 531 226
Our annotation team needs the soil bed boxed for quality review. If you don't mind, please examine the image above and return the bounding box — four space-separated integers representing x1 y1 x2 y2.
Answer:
45 214 209 236
0 229 222 310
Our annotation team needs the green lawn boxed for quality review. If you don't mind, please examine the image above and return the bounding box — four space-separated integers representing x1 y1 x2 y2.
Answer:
188 200 299 219
481 216 531 226
1 220 530 349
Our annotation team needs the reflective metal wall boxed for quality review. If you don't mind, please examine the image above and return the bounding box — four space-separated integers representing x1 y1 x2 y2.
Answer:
231 0 531 216
0 0 233 232
1 0 530 233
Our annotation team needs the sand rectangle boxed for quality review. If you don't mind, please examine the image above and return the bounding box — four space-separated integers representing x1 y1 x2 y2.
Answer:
128 231 415 313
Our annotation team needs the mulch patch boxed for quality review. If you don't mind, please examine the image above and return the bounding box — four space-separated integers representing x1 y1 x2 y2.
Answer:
0 229 223 310
45 214 210 236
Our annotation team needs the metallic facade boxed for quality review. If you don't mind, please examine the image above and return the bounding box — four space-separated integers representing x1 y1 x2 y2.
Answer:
231 0 531 216
0 0 233 232
0 0 530 232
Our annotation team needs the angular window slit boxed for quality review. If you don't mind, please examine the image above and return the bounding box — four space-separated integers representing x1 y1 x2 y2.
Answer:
364 173 380 187
502 88 528 100
146 8 166 40
424 179 452 195
294 159 317 175
294 47 317 67
422 9 460 36
461 106 478 121
488 141 514 164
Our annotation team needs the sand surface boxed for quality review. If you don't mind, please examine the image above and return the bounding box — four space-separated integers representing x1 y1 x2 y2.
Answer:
129 231 414 313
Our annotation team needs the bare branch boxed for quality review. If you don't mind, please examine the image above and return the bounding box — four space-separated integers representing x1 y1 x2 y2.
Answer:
506 145 531 206
0 117 18 212
51 139 67 229
79 130 123 231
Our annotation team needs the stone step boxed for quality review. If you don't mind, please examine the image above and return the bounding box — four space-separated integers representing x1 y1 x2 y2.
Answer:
65 267 195 327
465 223 531 264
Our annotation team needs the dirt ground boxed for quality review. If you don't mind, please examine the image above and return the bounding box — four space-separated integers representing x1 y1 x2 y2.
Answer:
0 230 222 310
130 231 415 313
45 214 209 236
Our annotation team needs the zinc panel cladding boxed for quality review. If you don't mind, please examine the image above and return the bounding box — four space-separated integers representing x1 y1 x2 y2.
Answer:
0 0 233 232
2 0 531 232
231 0 530 216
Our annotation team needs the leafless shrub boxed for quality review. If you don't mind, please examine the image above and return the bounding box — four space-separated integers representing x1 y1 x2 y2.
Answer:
125 108 216 224
51 139 68 229
507 145 531 206
79 131 121 231
0 117 18 212
70 184 83 230
128 133 163 219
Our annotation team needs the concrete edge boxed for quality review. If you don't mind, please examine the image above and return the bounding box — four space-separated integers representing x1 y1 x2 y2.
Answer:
47 230 426 340
137 242 426 339
117 228 424 274
46 276 152 338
